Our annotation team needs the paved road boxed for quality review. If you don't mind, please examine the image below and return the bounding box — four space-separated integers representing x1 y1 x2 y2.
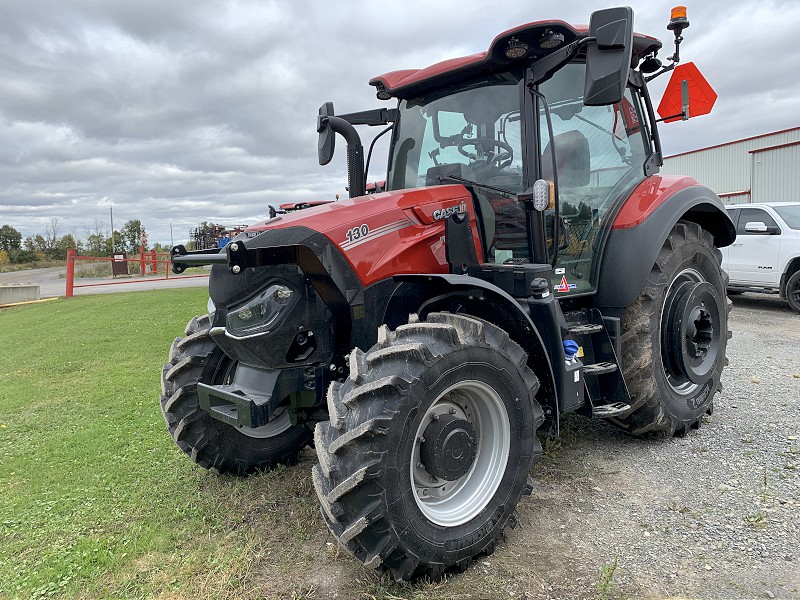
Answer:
0 266 209 298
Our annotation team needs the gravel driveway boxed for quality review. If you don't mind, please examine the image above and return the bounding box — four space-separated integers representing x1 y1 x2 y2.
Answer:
499 292 800 600
261 292 798 600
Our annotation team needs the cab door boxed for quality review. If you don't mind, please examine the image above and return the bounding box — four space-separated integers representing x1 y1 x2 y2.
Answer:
537 63 649 297
727 207 782 285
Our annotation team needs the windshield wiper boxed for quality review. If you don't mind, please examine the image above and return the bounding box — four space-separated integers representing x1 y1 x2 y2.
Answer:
436 174 517 198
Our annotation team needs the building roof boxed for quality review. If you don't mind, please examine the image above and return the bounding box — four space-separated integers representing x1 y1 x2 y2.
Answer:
664 126 800 160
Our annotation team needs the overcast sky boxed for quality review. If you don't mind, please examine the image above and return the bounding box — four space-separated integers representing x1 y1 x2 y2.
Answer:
1 0 798 245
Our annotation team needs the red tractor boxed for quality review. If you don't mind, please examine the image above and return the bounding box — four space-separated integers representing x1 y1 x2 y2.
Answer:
164 7 734 580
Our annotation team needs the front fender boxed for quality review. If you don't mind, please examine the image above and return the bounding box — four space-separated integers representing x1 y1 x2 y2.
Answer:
388 273 560 434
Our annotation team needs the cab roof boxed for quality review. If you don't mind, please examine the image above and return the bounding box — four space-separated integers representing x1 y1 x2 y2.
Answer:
369 20 661 100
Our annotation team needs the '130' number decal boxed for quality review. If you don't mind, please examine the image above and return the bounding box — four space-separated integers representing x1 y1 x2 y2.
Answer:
345 224 369 243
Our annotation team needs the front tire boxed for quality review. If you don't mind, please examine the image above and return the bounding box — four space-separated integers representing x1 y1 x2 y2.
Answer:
312 313 542 580
616 221 731 437
160 314 312 475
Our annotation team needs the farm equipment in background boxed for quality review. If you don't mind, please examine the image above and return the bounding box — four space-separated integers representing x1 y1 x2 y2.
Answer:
266 182 387 219
163 6 734 580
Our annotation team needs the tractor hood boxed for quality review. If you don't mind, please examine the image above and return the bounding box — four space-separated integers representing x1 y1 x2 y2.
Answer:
242 185 478 286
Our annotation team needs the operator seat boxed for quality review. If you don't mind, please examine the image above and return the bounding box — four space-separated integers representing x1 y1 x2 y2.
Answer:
541 130 590 188
539 131 591 256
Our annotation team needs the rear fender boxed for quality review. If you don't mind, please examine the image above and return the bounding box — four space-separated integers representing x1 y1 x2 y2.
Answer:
387 274 560 435
596 184 735 312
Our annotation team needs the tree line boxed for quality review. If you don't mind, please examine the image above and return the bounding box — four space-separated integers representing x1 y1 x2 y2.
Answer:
0 218 167 265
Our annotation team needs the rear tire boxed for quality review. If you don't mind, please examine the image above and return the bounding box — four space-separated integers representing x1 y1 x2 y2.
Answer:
312 312 542 580
160 315 312 475
785 270 800 314
615 221 731 437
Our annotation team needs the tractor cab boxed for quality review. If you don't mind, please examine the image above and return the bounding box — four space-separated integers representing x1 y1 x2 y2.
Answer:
380 54 654 297
319 8 657 299
316 7 702 300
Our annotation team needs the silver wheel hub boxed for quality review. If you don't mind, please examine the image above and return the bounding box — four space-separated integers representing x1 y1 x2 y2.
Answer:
411 381 510 527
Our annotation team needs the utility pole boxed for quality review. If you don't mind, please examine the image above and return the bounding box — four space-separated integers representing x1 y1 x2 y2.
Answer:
109 205 115 253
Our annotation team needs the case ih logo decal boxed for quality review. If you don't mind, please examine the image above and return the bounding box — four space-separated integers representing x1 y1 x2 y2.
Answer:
433 201 467 221
340 219 412 251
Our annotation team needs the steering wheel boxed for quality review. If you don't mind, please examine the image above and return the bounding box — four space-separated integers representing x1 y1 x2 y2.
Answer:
457 137 513 167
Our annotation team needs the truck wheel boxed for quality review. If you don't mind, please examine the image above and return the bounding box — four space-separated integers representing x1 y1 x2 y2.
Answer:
160 314 312 475
785 270 800 314
616 221 731 437
312 312 543 580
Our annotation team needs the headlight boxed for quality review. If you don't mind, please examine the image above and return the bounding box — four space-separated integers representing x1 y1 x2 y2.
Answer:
226 283 295 337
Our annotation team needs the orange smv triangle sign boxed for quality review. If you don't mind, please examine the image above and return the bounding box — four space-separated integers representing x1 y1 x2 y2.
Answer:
657 62 717 123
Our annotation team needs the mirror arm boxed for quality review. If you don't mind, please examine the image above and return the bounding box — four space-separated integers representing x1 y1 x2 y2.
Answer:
338 108 398 126
530 37 592 86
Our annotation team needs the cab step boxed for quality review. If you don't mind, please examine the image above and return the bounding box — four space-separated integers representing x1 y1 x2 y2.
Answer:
562 308 632 417
568 323 604 335
583 361 618 375
592 402 632 419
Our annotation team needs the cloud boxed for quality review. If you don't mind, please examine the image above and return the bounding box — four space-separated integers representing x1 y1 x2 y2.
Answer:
0 0 796 244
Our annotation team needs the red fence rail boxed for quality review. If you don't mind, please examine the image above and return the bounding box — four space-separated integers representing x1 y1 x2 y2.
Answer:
65 248 209 298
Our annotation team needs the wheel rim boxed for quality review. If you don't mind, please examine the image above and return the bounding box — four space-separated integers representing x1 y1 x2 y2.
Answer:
212 357 293 439
660 267 721 395
411 380 510 527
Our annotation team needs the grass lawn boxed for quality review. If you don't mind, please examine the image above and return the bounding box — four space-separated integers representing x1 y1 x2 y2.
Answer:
0 289 306 599
0 289 543 600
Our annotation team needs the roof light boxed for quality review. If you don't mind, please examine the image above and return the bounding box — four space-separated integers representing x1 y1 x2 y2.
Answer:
374 82 391 101
539 29 564 50
670 6 687 20
504 37 529 59
668 6 690 32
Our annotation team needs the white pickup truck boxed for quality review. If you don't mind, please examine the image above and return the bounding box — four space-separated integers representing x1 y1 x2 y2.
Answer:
722 202 800 314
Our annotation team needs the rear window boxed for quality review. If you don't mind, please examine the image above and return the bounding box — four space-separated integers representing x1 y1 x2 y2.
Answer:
772 205 800 230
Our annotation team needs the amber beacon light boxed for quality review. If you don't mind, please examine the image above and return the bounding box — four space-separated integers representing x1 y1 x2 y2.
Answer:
668 6 690 32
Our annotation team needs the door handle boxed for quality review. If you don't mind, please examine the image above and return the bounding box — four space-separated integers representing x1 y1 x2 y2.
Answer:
732 242 743 246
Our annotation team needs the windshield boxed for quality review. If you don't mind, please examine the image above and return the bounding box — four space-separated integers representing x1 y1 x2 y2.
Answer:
388 71 525 193
772 204 800 229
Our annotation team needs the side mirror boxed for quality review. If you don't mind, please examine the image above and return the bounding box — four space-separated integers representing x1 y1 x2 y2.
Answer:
317 102 336 165
744 221 779 235
584 6 634 106
744 221 767 233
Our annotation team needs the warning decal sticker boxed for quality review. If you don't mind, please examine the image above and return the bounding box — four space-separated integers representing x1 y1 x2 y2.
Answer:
555 275 577 292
